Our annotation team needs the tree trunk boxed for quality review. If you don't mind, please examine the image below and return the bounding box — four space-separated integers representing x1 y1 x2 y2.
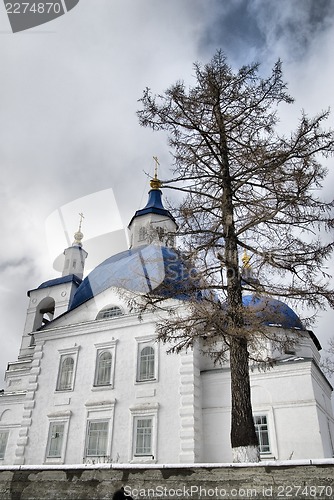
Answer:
213 97 260 462
230 336 260 462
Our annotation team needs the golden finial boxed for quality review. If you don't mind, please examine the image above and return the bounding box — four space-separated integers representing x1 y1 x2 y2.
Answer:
73 212 84 246
150 156 162 189
242 249 251 269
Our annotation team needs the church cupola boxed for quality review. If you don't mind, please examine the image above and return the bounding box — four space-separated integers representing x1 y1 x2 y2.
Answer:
241 249 261 292
19 217 88 358
128 160 178 248
62 214 88 280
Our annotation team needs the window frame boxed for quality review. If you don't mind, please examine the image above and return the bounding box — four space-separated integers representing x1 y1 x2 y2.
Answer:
254 414 271 455
85 419 109 458
46 421 66 459
135 336 158 384
93 340 117 390
138 345 155 382
96 305 123 321
0 431 9 460
45 411 71 464
138 226 147 242
55 346 79 393
134 416 153 457
129 403 159 463
56 356 74 391
83 401 115 463
95 351 112 387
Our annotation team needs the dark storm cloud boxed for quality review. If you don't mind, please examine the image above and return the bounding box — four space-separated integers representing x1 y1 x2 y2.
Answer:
199 0 334 63
199 0 266 62
252 0 334 58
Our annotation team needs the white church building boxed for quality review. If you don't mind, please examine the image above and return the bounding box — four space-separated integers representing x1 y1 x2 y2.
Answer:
0 174 333 465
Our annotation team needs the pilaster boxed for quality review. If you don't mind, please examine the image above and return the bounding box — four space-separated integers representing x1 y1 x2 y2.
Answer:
14 341 44 465
179 345 202 462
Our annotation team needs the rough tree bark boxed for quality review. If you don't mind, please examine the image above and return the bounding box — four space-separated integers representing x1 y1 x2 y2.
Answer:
218 105 259 460
230 337 259 461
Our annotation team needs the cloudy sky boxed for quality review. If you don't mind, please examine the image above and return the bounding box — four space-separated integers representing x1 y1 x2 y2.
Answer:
0 0 334 386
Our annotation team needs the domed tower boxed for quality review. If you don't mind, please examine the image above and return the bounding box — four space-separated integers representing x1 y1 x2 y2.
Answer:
68 170 197 311
128 168 177 249
18 221 88 358
61 215 88 280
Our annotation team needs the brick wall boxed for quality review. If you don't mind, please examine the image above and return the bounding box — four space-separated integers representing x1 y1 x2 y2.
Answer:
0 460 333 500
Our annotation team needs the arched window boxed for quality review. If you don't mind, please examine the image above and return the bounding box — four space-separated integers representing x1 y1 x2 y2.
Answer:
138 346 155 381
138 226 147 242
96 306 123 320
57 356 74 391
95 351 112 386
33 297 55 330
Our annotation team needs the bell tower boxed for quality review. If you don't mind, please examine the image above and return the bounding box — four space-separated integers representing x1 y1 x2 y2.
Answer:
18 218 88 358
128 159 178 248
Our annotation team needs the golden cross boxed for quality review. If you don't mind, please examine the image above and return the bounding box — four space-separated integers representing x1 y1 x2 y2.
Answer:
78 212 85 232
153 156 160 179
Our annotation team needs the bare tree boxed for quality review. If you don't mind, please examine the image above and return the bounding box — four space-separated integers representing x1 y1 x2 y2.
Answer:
322 337 334 377
136 51 334 462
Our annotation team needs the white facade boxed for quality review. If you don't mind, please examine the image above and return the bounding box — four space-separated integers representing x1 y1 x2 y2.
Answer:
0 181 333 465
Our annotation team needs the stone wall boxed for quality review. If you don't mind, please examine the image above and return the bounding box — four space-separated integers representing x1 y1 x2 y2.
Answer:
0 460 334 500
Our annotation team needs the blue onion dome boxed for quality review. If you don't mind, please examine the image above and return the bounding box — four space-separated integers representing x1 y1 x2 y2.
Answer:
128 189 176 227
242 295 303 330
69 245 201 310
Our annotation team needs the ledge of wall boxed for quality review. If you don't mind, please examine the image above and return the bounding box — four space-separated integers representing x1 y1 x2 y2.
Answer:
1 461 334 500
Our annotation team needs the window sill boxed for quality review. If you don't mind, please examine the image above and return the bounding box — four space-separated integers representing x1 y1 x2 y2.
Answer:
45 457 64 464
84 455 112 464
135 379 157 385
130 457 157 464
91 385 113 392
259 453 275 460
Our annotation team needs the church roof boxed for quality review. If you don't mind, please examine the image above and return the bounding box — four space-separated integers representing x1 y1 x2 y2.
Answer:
28 274 82 297
242 294 303 330
128 189 176 227
52 176 303 333
68 246 304 331
69 245 200 310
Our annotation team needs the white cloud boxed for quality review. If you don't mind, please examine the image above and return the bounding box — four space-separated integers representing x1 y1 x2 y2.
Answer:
0 0 333 386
